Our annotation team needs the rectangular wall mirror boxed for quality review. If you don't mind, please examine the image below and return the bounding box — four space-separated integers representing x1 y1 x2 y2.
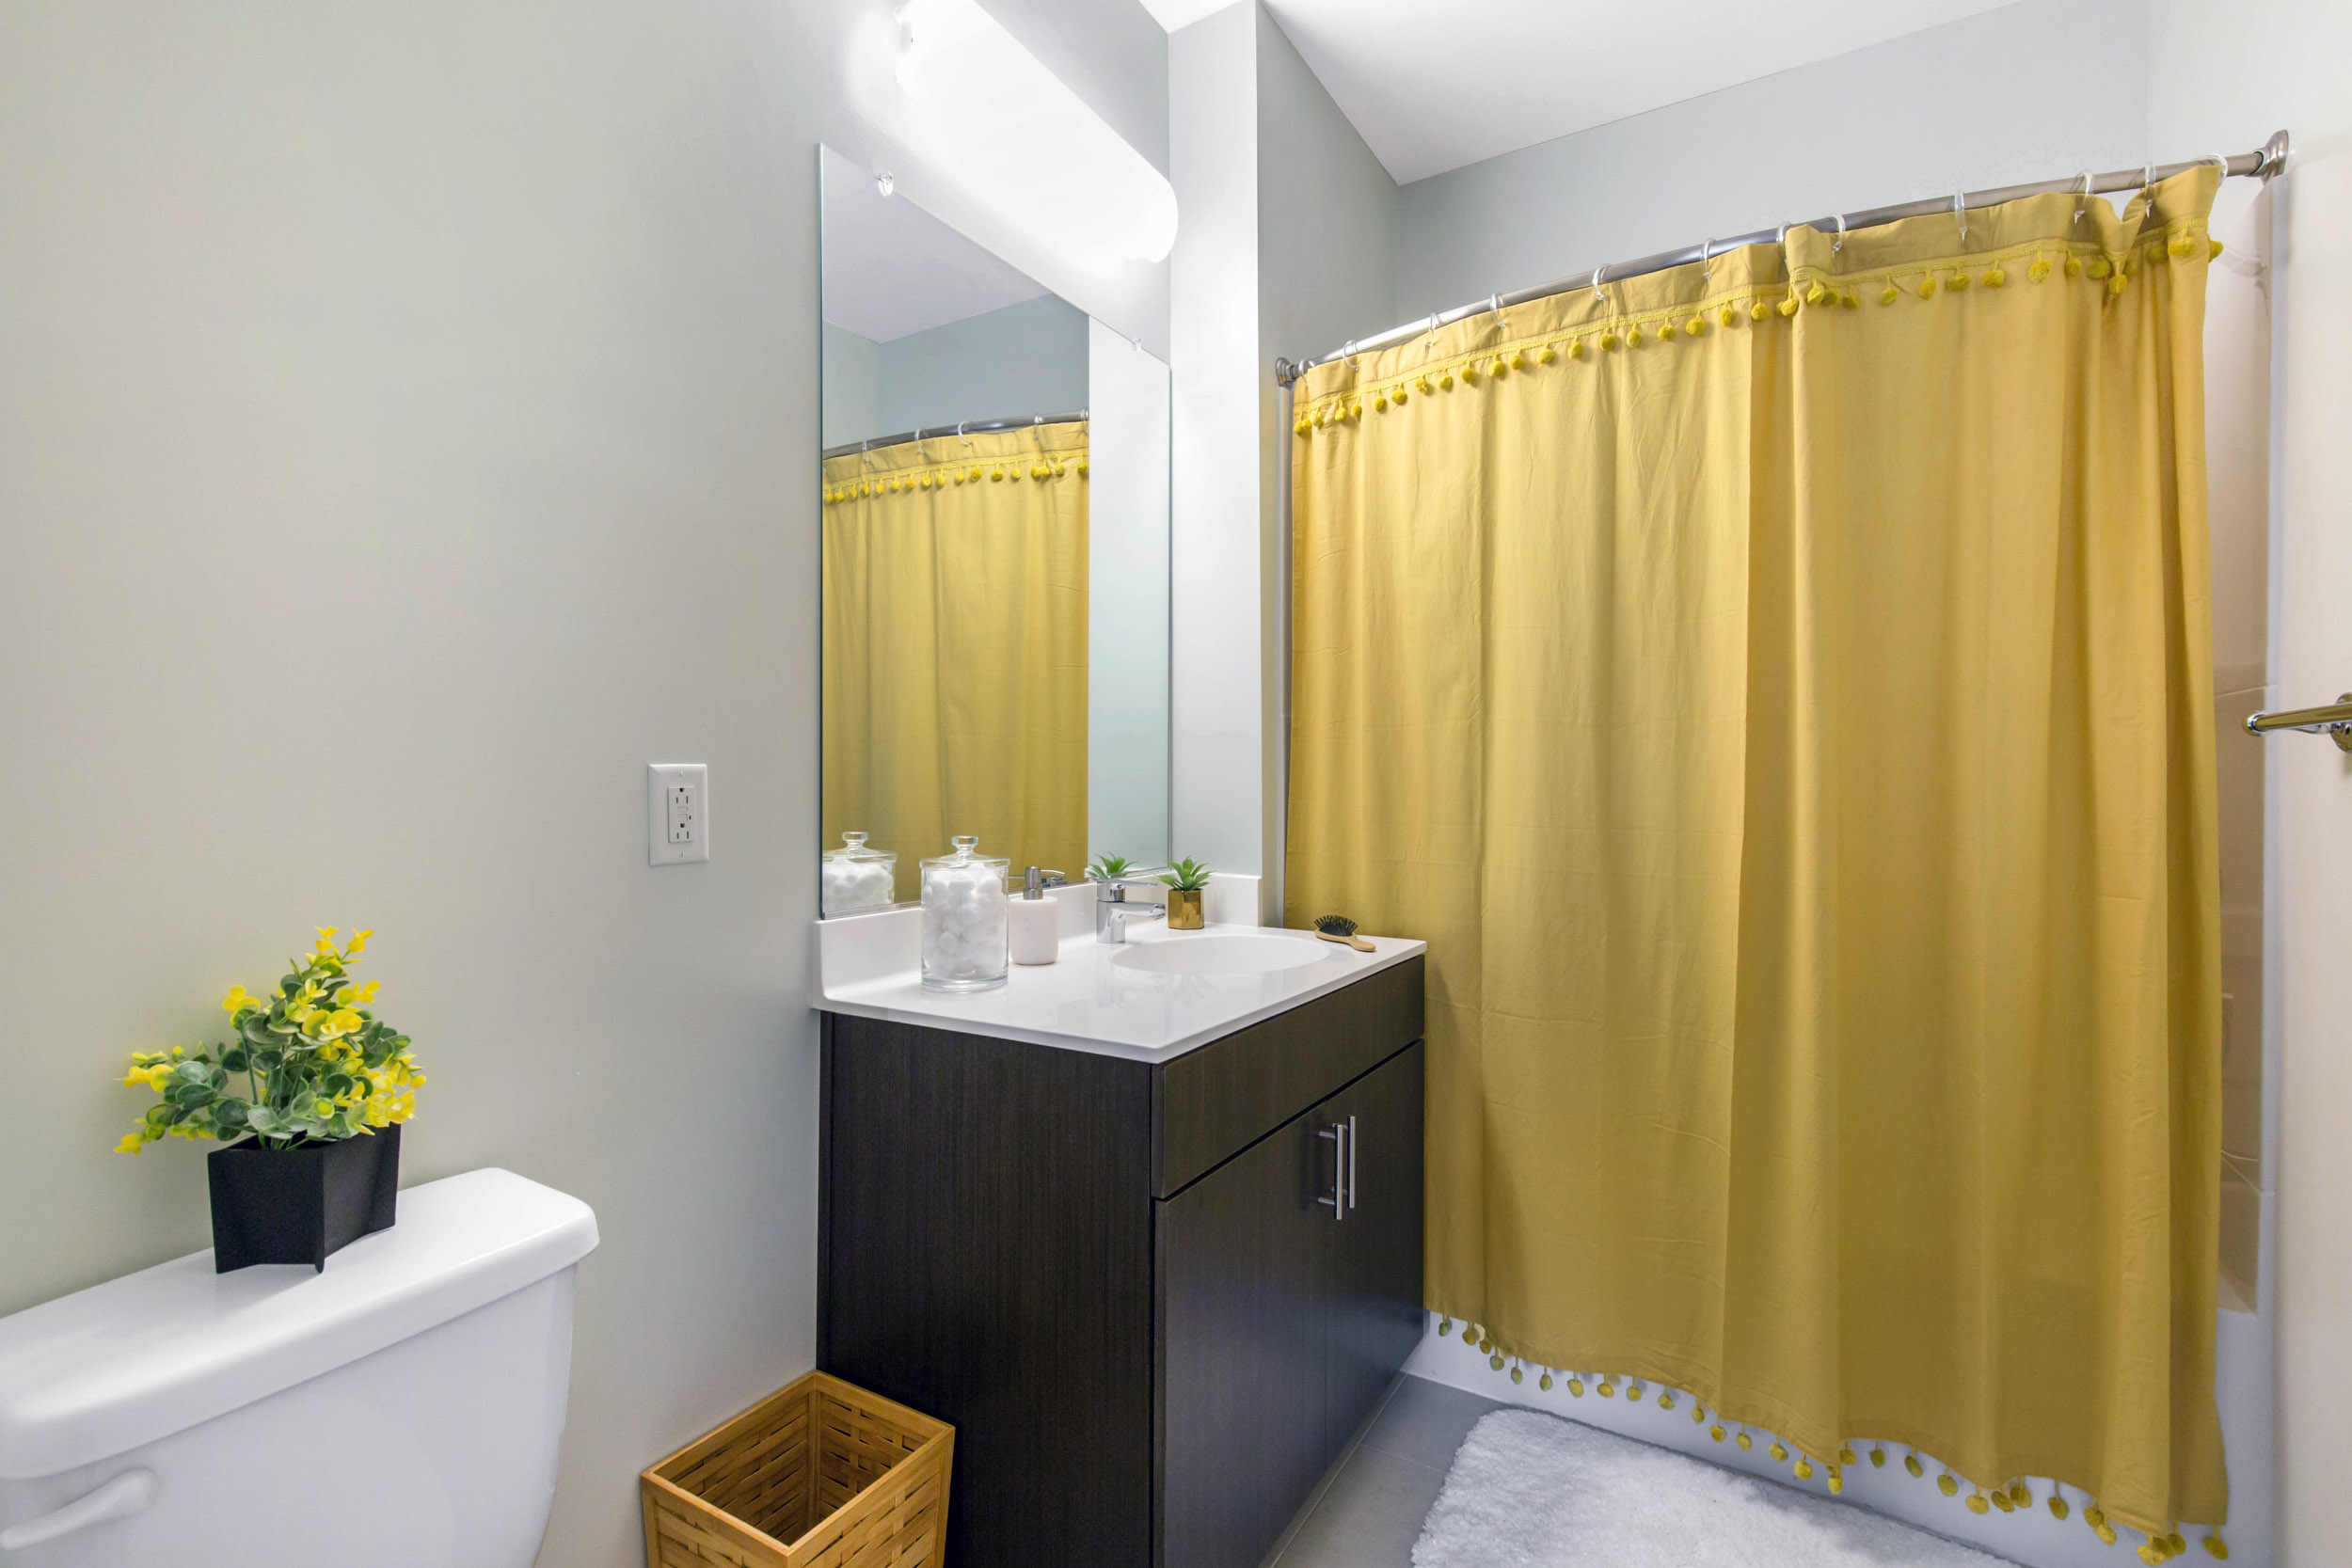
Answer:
818 146 1171 916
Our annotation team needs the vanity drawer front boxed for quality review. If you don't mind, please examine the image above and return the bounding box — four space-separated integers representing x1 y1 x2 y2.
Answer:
1152 957 1423 1198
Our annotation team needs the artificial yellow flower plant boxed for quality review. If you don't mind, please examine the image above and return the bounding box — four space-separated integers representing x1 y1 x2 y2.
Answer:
114 927 423 1154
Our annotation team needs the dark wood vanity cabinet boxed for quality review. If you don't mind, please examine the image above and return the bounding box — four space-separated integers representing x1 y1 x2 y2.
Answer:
818 958 1424 1568
1158 1037 1424 1568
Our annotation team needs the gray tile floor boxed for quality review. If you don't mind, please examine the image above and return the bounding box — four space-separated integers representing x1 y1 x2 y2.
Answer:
1260 1376 1502 1568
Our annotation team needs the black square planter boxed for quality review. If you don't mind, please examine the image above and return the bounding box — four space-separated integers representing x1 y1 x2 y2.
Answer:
206 1124 401 1273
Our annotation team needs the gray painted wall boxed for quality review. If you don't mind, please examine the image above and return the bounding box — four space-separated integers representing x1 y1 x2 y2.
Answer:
1169 3 1266 894
822 321 881 451
874 293 1090 436
0 5 1168 1567
1087 318 1174 867
1258 8 1399 373
1391 0 2149 328
825 296 1089 449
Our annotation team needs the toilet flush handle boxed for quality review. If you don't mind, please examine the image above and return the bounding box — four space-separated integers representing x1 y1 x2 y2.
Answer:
0 1468 157 1552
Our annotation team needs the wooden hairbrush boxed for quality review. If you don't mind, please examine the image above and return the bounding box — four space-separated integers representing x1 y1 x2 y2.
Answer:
1312 914 1375 952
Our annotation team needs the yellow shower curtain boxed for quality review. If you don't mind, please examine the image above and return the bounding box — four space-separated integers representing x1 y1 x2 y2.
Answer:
822 422 1088 894
1287 168 2225 1541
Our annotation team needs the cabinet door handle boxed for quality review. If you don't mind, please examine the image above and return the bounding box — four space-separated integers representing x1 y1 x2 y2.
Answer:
1316 1120 1348 1220
1345 1114 1358 1215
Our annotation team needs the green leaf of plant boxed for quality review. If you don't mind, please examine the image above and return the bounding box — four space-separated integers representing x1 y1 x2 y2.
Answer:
1158 857 1213 892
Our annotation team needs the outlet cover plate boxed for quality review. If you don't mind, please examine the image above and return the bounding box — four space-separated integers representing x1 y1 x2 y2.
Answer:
647 763 708 865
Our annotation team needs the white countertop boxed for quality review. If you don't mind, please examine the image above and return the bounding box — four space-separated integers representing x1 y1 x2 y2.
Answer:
813 884 1424 1062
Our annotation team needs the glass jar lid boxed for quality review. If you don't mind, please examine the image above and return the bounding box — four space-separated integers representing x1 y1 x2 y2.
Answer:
922 833 1009 870
825 832 894 863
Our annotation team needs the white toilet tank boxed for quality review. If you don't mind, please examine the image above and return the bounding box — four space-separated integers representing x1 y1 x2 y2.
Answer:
0 1168 597 1568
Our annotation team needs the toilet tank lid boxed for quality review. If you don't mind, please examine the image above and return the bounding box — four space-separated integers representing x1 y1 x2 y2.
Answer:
0 1167 597 1481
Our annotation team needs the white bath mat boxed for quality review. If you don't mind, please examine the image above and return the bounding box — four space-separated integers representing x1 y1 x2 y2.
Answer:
1413 1408 2018 1568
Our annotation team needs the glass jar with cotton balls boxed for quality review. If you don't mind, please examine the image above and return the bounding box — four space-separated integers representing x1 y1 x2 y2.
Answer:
920 836 1010 991
822 832 898 915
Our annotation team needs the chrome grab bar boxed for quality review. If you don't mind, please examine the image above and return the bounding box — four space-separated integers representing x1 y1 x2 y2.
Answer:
2246 693 2352 752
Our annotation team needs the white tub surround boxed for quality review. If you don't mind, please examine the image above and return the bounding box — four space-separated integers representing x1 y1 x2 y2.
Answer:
813 878 1422 1061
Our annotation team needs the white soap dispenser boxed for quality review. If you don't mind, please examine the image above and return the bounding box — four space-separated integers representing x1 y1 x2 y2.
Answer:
1009 865 1065 965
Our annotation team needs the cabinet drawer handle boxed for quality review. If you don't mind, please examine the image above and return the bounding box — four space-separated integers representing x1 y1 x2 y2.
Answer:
1316 1120 1348 1221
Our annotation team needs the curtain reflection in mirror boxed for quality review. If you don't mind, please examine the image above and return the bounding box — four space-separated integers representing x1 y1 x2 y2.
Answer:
822 421 1089 904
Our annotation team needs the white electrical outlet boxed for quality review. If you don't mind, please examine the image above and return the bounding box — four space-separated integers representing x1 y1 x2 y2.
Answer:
646 764 708 865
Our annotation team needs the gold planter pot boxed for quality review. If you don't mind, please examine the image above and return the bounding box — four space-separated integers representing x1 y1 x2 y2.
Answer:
1165 888 1204 929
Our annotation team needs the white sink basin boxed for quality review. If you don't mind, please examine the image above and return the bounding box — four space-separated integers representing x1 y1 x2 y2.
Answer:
1112 932 1335 976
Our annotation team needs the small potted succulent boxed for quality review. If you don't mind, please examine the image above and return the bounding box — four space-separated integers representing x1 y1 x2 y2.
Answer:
1085 853 1136 883
115 927 423 1273
1161 858 1212 930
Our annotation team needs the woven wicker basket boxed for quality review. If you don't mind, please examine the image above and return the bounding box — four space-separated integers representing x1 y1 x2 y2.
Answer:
641 1371 954 1568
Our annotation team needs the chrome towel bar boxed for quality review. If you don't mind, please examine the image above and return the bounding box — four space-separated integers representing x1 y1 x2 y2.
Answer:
2246 693 2352 751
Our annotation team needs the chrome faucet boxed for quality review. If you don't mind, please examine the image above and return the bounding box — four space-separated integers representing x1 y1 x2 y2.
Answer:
1094 878 1166 944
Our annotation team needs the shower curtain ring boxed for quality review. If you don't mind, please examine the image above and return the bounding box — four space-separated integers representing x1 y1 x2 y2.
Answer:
1833 214 1847 254
1700 237 1716 279
1590 266 1608 306
2073 171 2092 226
1953 191 1967 244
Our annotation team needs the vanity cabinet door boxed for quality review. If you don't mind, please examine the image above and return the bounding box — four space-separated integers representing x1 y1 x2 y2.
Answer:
1319 1042 1426 1458
1157 1112 1335 1568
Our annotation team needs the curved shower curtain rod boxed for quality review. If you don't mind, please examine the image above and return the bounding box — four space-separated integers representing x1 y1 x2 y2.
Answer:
821 410 1088 462
1274 132 2290 386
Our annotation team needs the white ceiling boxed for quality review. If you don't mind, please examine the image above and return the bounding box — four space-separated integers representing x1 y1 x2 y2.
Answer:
819 147 1055 343
1140 0 2019 185
1136 0 1233 27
